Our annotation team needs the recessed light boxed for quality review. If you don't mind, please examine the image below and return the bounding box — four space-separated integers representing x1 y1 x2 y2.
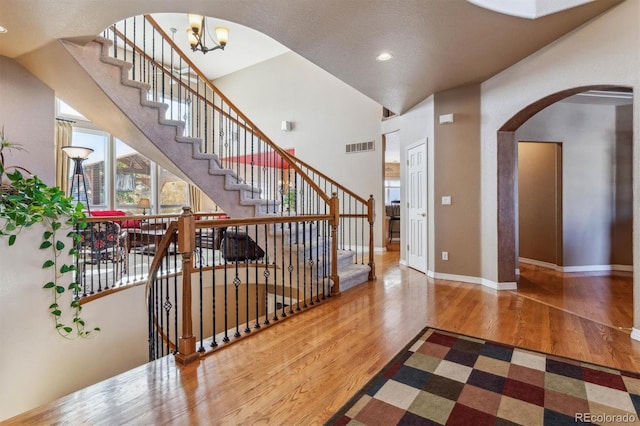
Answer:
376 52 393 62
0 26 7 34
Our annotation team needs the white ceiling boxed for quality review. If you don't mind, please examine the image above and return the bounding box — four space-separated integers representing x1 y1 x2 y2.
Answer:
149 13 289 80
0 0 623 114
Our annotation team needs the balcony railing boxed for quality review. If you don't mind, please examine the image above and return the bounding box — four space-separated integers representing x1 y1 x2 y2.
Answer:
146 207 337 363
100 15 375 289
76 211 225 300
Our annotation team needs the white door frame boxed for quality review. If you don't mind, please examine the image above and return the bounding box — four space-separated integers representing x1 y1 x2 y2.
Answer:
405 139 428 273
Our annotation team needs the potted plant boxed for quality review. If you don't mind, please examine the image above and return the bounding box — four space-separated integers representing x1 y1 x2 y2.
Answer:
0 126 98 338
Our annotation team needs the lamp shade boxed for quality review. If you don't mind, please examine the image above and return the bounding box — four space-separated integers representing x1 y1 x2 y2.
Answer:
187 14 203 32
215 27 229 46
137 198 151 209
61 146 94 159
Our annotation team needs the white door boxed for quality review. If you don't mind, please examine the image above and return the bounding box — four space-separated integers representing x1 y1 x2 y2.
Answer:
406 141 427 273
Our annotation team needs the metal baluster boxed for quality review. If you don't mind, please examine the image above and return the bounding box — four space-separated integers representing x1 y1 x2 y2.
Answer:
198 228 205 353
254 224 261 329
244 225 251 334
172 233 179 354
263 223 270 325
234 227 241 338
223 228 229 342
280 220 286 318
302 221 308 308
210 227 218 347
272 219 278 321
287 221 293 314
295 220 301 311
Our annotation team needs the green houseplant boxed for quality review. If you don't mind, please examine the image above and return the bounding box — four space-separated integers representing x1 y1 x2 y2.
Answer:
0 127 98 338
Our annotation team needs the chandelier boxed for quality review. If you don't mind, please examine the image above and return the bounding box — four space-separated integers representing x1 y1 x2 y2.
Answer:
187 14 229 54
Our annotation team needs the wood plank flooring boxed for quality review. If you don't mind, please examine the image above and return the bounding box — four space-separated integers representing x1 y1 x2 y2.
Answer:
5 252 640 425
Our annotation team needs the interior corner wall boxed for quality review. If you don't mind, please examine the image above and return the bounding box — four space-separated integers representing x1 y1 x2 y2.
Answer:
479 0 640 284
516 102 631 268
398 96 434 269
212 52 384 247
433 85 482 277
614 104 633 266
0 56 55 184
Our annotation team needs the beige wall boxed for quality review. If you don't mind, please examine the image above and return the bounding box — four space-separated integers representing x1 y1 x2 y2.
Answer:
517 142 562 265
480 0 639 285
0 56 56 184
432 85 482 277
0 222 148 422
613 104 633 266
213 52 385 247
516 102 631 269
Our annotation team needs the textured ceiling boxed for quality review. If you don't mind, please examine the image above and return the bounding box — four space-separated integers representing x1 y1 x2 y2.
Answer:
0 0 623 113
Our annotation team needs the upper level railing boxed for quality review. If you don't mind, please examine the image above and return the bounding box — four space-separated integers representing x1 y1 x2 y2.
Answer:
76 211 225 300
146 207 337 363
101 15 375 286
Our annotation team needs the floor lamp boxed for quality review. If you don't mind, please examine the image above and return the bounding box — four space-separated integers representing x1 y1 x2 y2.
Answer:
61 146 94 214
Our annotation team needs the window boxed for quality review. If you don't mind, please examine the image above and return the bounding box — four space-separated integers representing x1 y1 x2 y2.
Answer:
159 168 188 213
115 139 151 212
70 128 108 208
385 179 400 204
59 99 192 215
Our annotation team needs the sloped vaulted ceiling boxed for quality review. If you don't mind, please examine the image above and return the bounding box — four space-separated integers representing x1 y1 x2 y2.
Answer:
0 0 623 113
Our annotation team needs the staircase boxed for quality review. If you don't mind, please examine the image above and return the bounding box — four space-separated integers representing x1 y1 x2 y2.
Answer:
59 35 371 292
62 37 276 219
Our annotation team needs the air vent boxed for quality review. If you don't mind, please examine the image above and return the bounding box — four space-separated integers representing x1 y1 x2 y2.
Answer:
345 141 375 154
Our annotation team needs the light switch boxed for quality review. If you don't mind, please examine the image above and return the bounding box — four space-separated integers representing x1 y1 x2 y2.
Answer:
441 196 452 205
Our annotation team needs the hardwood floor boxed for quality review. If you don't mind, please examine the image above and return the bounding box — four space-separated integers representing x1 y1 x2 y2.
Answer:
5 252 640 425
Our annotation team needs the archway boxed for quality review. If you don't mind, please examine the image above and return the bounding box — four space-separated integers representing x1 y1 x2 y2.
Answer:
496 85 632 282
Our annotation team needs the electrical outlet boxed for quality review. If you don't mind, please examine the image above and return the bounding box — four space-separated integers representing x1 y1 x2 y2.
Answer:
442 251 449 261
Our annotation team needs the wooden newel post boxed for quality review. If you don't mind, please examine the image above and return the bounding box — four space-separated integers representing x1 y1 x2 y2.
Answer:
330 192 340 295
175 206 198 364
367 194 377 280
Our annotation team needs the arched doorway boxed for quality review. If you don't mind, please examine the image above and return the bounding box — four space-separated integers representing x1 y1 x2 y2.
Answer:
496 85 633 282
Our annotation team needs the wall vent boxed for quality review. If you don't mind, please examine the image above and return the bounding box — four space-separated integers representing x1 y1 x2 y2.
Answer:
345 141 375 154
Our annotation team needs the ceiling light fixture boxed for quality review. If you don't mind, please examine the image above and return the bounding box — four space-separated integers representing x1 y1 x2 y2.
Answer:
0 26 7 34
186 14 228 54
376 52 393 62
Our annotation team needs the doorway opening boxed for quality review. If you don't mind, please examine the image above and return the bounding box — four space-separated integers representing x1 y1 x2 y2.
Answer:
383 131 401 251
497 85 633 283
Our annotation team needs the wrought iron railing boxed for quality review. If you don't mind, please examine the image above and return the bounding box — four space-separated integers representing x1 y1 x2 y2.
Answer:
76 212 225 300
100 15 375 289
147 208 336 363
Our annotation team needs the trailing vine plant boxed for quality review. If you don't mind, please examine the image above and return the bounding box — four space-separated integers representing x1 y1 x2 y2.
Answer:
0 127 99 338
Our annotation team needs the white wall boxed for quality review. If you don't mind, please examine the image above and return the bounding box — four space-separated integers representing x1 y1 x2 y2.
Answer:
213 52 385 247
0 56 55 184
0 222 148 421
480 0 640 283
398 96 435 268
516 101 632 268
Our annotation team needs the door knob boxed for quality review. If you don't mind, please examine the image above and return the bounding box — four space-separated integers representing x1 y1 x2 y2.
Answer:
420 212 426 217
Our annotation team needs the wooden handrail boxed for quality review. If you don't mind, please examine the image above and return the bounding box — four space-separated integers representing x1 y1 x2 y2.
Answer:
142 15 331 205
276 149 369 205
195 214 332 229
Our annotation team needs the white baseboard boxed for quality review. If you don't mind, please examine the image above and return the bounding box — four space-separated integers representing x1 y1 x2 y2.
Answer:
519 257 558 270
399 259 407 266
631 328 640 342
519 257 633 273
430 272 517 291
561 264 633 273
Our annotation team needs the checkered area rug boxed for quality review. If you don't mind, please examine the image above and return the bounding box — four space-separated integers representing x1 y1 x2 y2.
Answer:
329 328 640 425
